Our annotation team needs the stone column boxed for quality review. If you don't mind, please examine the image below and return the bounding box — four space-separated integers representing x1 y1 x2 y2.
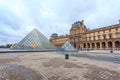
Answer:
81 44 83 49
112 41 115 50
106 42 108 50
86 43 88 49
90 43 93 50
100 42 102 50
85 43 87 49
94 43 97 50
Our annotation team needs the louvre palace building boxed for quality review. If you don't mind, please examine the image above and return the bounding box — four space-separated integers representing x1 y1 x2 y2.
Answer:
50 20 120 50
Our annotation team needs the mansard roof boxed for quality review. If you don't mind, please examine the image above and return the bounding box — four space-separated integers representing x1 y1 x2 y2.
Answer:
70 20 87 30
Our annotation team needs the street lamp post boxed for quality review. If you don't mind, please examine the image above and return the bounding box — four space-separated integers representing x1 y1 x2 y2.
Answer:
74 38 76 48
110 34 113 53
111 44 113 53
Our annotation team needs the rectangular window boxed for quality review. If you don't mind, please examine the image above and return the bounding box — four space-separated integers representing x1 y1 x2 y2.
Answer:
94 36 95 40
116 28 118 31
98 35 100 40
98 31 100 34
103 30 105 33
116 33 120 38
78 37 79 41
89 37 91 41
109 29 111 32
103 35 106 39
109 34 112 39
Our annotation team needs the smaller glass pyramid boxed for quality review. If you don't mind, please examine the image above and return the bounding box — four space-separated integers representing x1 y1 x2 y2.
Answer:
60 41 77 51
14 28 57 50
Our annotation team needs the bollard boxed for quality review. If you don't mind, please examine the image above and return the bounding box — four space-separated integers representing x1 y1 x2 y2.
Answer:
65 54 69 59
87 49 89 51
111 50 113 53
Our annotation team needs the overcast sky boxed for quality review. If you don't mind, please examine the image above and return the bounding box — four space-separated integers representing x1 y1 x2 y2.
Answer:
0 0 120 45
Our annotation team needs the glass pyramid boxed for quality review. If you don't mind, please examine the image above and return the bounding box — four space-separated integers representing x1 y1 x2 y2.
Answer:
60 41 77 51
14 28 57 50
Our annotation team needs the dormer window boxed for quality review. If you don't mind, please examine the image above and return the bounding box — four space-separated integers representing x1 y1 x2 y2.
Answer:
116 27 118 31
109 34 112 39
109 29 111 32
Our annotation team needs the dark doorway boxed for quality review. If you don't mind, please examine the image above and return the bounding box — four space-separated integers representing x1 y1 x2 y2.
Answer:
108 41 112 48
83 43 86 48
87 43 90 48
96 42 100 48
74 43 76 48
102 42 106 49
92 43 95 49
115 41 120 48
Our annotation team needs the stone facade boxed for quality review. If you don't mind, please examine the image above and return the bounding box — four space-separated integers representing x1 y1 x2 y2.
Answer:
50 20 120 50
50 33 69 48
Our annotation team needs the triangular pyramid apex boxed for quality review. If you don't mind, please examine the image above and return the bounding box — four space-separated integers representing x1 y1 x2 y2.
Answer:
32 28 39 31
30 28 40 33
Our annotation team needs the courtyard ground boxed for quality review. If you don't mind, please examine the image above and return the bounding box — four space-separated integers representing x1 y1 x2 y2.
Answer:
0 51 120 80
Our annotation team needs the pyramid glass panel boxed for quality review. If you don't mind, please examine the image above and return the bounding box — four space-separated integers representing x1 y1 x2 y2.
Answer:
14 28 57 50
60 41 77 51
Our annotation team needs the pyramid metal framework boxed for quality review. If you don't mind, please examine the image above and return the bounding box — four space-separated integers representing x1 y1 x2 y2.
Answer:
14 28 57 50
61 41 76 51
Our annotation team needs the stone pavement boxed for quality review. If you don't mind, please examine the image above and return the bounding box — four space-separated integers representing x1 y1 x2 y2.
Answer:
0 52 120 80
85 66 120 80
78 50 120 54
0 64 42 80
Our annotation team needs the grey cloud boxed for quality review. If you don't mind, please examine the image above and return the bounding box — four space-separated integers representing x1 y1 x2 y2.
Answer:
0 0 120 45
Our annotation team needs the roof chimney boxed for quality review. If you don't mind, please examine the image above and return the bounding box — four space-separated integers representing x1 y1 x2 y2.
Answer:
81 20 84 27
81 20 84 23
